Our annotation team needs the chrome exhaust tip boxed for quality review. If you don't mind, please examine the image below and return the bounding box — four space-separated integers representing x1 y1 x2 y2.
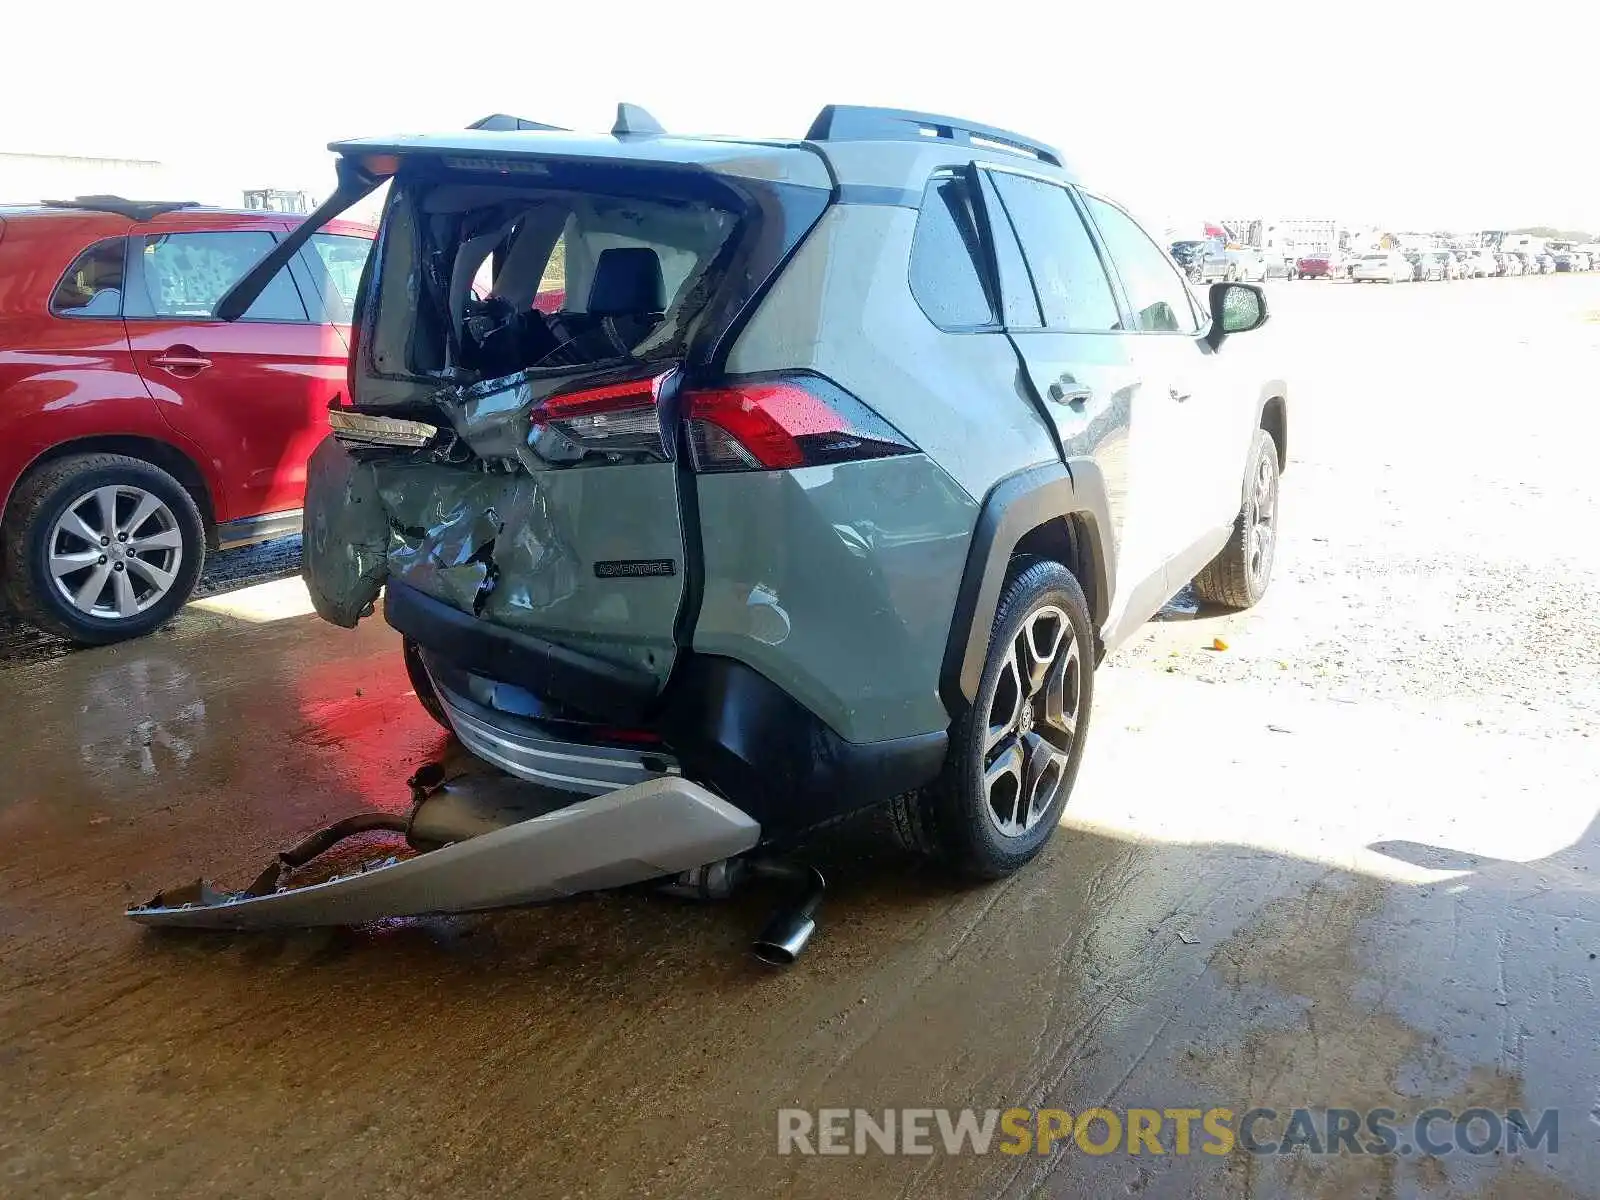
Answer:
752 912 817 966
747 862 825 967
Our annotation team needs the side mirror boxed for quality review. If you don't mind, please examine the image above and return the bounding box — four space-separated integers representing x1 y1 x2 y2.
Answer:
1206 282 1268 349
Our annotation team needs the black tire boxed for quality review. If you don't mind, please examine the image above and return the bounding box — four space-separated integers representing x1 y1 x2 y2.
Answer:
402 637 452 730
2 453 205 644
1192 428 1281 609
890 559 1095 880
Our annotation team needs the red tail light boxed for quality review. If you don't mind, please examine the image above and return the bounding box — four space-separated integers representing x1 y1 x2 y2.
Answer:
532 371 673 463
683 374 916 473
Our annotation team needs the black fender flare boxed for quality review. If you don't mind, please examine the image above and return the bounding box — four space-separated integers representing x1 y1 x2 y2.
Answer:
939 458 1115 716
1249 383 1290 501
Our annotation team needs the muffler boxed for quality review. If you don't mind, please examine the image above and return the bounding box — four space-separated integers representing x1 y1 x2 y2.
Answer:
657 858 828 965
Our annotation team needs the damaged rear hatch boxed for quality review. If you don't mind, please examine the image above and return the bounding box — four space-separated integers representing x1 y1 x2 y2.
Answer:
271 128 833 716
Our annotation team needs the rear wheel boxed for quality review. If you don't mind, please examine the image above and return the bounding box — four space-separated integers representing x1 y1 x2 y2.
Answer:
890 559 1094 879
3 453 204 644
1192 428 1280 609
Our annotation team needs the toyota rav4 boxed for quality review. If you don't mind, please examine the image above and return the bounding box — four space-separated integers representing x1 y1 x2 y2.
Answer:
222 104 1288 879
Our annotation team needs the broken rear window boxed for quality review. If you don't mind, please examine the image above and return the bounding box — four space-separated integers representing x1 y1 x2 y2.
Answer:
363 168 742 390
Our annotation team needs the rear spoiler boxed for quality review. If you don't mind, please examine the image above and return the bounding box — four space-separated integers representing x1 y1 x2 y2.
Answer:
216 154 387 321
216 102 667 321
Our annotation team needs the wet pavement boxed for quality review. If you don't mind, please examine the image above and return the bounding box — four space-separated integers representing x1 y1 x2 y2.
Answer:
3 278 1599 1198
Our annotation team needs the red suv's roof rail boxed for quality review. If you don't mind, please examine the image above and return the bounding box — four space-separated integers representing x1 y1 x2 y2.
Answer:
42 195 200 221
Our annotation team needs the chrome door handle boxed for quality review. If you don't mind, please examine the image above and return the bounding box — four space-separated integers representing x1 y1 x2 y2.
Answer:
149 347 213 376
1048 383 1093 406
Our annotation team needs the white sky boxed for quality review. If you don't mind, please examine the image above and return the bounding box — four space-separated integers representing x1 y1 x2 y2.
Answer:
4 0 1597 232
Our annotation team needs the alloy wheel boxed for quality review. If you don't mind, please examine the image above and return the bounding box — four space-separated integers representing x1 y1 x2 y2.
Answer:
1249 451 1278 587
982 606 1083 838
47 485 184 619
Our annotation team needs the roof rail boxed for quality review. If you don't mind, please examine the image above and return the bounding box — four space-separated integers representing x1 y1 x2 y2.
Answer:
43 195 200 221
468 113 568 132
804 105 1062 168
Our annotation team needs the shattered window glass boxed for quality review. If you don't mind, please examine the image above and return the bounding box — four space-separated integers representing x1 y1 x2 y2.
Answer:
137 230 308 322
369 179 741 380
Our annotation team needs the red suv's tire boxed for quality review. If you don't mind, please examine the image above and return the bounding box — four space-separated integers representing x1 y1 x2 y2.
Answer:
3 453 205 644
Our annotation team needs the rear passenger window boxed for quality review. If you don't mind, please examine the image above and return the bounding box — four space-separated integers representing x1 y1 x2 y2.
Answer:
50 238 126 318
987 172 1121 332
1082 196 1200 334
909 173 997 330
306 233 371 323
132 231 308 322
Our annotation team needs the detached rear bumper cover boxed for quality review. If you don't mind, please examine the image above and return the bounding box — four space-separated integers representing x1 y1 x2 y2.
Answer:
127 777 759 930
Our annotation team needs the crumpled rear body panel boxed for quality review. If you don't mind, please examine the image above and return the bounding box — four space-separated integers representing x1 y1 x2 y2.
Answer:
301 423 684 686
300 436 390 627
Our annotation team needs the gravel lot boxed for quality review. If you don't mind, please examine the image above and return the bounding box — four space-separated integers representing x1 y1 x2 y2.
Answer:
1 275 1597 1199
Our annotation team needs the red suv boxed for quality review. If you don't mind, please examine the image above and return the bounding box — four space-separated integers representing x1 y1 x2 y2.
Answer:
0 197 373 642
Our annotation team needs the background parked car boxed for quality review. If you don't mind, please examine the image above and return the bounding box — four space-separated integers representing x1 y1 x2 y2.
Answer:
1353 251 1413 283
1169 239 1209 281
1294 253 1332 278
1195 241 1267 283
1262 252 1293 280
0 197 374 643
1537 253 1557 274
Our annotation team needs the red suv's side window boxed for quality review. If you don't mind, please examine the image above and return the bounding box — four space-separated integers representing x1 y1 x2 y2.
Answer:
49 238 127 318
126 231 308 322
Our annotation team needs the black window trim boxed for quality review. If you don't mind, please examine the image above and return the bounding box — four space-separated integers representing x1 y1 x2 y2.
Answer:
1075 188 1209 338
978 163 1130 336
972 170 1042 330
906 165 1004 335
122 227 316 325
48 235 130 321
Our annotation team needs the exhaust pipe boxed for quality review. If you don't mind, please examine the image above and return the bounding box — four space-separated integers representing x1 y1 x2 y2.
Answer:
748 862 826 966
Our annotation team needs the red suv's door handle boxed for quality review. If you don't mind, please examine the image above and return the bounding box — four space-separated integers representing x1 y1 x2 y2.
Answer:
148 346 213 377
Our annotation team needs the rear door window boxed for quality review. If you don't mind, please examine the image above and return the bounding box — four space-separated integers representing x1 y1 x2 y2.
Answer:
909 172 998 330
1083 195 1201 334
126 230 309 322
986 172 1121 332
304 233 372 323
50 237 126 318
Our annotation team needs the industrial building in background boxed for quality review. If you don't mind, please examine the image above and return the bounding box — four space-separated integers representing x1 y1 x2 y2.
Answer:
0 151 168 202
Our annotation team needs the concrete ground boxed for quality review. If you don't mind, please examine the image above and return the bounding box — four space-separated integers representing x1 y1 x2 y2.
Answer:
2 275 1598 1199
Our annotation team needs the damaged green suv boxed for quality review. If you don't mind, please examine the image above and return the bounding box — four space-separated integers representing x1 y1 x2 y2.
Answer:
221 104 1287 879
